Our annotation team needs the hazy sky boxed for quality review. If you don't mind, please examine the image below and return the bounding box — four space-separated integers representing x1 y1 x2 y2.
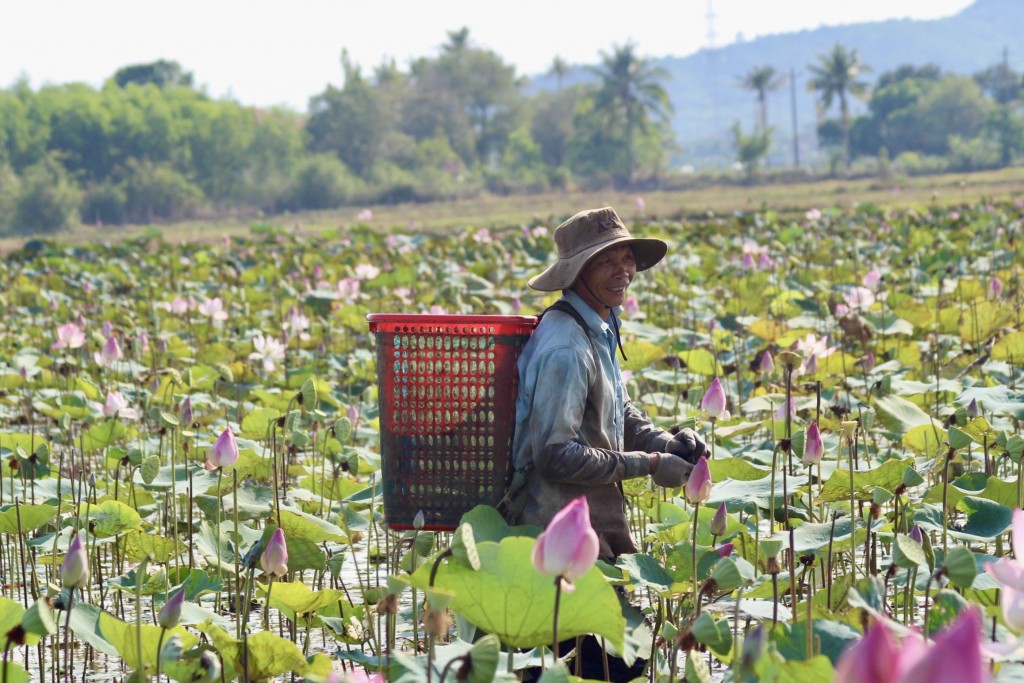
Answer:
2 0 975 111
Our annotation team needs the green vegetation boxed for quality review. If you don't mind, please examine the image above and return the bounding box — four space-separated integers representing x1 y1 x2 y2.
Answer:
2 24 1024 237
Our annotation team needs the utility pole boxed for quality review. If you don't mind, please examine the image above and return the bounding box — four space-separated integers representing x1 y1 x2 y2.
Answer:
789 67 800 169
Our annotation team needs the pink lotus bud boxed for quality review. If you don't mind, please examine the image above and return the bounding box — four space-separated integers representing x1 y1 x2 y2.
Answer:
990 276 1004 299
701 378 727 419
158 589 185 629
759 351 775 375
346 405 359 423
802 423 824 466
774 397 797 421
413 510 426 530
862 351 876 373
967 398 979 418
623 296 640 317
710 502 728 536
207 426 239 469
685 456 713 505
532 497 599 585
138 331 149 353
716 542 734 558
741 253 756 270
261 528 289 577
908 524 924 545
179 397 193 425
100 335 123 364
101 320 113 337
863 270 882 291
511 297 522 314
803 353 818 375
61 534 90 589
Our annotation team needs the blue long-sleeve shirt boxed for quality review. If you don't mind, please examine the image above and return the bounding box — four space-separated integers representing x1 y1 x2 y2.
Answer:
511 290 672 558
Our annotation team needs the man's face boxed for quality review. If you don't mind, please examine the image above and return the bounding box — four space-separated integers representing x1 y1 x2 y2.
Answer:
574 244 637 312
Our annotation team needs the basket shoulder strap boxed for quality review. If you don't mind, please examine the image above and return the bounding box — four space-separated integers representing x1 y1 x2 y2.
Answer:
540 300 589 335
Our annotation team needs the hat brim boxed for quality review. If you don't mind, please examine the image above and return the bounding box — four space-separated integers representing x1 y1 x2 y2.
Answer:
528 237 667 291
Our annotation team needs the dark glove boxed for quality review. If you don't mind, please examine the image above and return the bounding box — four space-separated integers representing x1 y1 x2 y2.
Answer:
666 428 707 463
652 453 693 488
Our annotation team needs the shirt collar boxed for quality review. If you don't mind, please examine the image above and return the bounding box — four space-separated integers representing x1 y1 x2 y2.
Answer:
562 290 622 335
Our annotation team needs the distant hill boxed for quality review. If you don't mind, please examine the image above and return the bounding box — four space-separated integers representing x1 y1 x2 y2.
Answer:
529 0 1024 169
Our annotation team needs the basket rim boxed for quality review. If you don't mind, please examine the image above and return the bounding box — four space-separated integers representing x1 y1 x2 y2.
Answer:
366 313 539 325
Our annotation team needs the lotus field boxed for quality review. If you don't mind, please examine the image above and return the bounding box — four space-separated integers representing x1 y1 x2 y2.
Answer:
3 201 1024 683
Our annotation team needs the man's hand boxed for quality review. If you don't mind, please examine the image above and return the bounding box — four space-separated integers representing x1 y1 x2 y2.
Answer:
666 428 707 462
652 453 693 488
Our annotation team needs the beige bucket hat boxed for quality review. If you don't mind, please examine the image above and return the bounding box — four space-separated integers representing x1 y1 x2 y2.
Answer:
528 207 667 291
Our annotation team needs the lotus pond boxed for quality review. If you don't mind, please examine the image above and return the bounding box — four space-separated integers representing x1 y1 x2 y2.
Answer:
1 201 1024 682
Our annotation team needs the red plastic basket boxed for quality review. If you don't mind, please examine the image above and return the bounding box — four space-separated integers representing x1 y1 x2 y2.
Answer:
367 314 539 530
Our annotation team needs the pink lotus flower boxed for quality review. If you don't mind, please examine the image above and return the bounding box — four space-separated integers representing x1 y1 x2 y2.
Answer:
337 278 361 303
902 608 987 683
250 333 286 372
158 589 185 629
353 263 380 281
635 196 646 212
103 391 137 420
835 617 926 683
52 322 85 350
356 208 374 222
701 378 727 419
759 351 775 375
986 508 1024 632
794 332 835 359
532 497 599 590
342 670 386 683
685 456 713 505
863 270 882 291
623 296 640 317
709 502 728 536
61 534 90 589
207 426 239 469
802 423 824 465
198 297 228 322
168 296 190 315
94 335 123 368
843 286 876 310
284 307 311 341
261 528 289 577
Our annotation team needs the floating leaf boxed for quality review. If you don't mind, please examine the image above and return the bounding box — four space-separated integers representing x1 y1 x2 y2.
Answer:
78 500 142 537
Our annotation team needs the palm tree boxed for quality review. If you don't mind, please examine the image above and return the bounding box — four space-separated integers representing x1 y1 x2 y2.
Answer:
549 55 569 91
807 44 871 168
739 65 784 132
587 42 673 186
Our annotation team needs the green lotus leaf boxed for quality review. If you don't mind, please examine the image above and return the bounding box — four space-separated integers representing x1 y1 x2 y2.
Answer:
411 536 625 651
0 502 57 533
78 499 142 537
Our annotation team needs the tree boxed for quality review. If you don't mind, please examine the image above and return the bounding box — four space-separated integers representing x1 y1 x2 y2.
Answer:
112 60 194 89
974 56 1021 106
807 44 871 168
738 65 783 132
549 56 570 91
307 51 394 176
587 42 673 187
731 121 772 179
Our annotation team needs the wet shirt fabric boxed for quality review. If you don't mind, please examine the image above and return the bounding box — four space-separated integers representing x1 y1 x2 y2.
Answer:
511 290 672 559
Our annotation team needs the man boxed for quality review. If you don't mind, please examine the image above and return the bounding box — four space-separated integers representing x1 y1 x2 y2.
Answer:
510 206 707 558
